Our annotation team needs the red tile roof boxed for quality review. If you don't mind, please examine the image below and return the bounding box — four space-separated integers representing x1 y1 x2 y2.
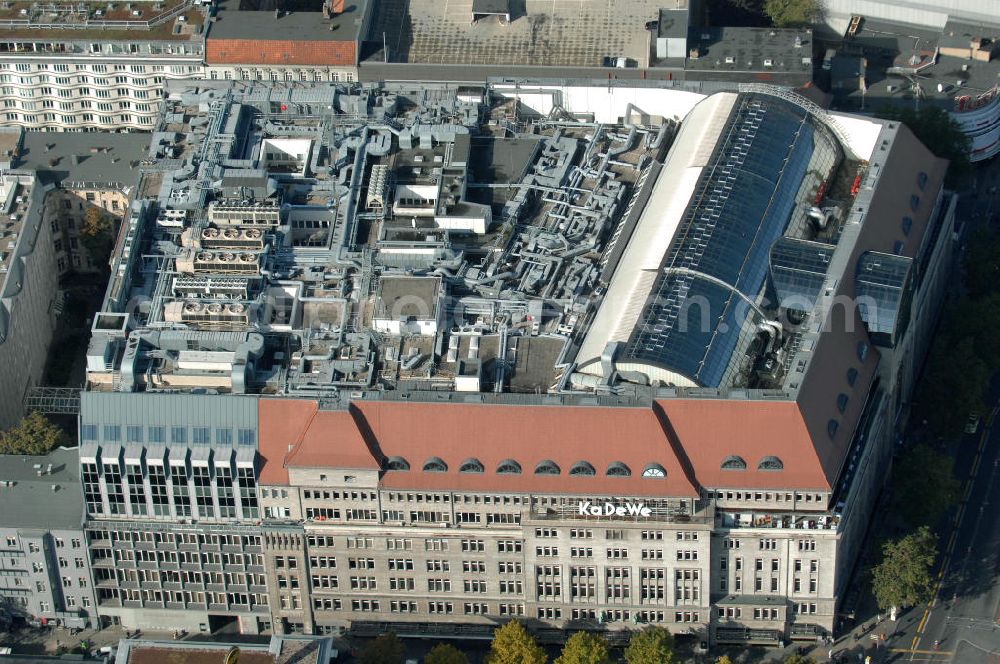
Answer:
655 399 829 489
259 397 837 494
206 39 356 66
354 400 698 497
258 401 382 485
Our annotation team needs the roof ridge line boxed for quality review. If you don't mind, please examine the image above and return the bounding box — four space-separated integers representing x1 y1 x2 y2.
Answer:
283 401 321 470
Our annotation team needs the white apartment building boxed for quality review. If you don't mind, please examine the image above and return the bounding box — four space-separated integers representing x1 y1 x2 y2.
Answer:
0 0 206 131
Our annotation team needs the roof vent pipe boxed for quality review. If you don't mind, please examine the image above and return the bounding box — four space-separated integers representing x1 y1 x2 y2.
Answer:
600 341 622 384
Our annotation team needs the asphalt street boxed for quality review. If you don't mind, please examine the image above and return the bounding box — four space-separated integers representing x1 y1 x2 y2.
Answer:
880 403 1000 663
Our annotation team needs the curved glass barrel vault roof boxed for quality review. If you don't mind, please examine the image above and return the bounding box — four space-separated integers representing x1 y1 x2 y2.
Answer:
577 91 843 387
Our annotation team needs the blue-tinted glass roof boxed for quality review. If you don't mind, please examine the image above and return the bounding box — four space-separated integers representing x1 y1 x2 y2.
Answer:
623 93 842 386
856 251 912 338
769 237 835 312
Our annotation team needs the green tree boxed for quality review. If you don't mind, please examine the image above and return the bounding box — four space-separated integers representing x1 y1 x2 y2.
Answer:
624 627 675 664
0 411 67 455
715 657 734 664
871 526 938 611
964 230 1000 301
892 444 960 527
916 335 989 436
876 106 972 186
79 206 115 270
425 643 469 664
784 656 816 664
763 0 821 26
555 632 610 664
358 632 405 664
489 621 547 664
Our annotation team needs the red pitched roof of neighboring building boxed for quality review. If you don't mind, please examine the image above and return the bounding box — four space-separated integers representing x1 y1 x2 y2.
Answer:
259 397 838 494
258 400 381 485
206 39 356 66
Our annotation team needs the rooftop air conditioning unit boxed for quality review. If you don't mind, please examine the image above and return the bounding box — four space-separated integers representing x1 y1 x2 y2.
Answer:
724 56 735 64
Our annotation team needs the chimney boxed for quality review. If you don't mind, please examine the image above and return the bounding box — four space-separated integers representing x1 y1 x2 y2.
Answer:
329 0 345 15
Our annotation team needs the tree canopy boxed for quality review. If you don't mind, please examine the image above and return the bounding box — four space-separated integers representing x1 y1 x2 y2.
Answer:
892 444 960 527
424 643 469 664
0 412 67 455
624 627 675 664
914 287 1000 437
871 526 938 610
876 106 972 186
763 0 822 27
80 206 115 270
964 229 1000 301
555 632 610 664
489 621 547 664
358 632 405 664
783 656 816 664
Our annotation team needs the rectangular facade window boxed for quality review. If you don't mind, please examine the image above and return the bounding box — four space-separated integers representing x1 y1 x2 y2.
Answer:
192 427 210 445
216 428 232 445
126 426 143 443
171 427 187 444
81 425 97 441
103 425 121 442
237 429 256 446
148 427 166 444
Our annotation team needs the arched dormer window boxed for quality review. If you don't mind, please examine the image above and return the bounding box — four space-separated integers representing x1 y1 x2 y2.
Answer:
642 463 667 478
606 462 631 477
721 455 747 471
534 460 561 475
458 458 484 474
757 456 784 471
422 457 448 473
568 461 596 476
385 456 410 471
828 419 839 438
847 367 859 386
496 459 522 475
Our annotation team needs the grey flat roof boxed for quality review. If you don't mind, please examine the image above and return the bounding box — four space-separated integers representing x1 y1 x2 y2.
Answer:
208 0 367 41
832 18 1000 112
472 0 510 16
14 131 151 189
683 26 814 74
657 8 688 40
0 447 84 530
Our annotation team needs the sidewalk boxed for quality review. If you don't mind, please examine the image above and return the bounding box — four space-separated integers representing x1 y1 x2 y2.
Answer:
0 624 177 657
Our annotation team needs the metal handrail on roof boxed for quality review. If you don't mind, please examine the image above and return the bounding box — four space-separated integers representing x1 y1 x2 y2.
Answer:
738 82 857 158
0 0 192 32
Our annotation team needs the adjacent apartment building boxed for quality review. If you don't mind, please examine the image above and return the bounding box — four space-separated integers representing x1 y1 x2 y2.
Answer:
0 448 98 628
0 0 206 131
0 167 56 430
71 80 956 645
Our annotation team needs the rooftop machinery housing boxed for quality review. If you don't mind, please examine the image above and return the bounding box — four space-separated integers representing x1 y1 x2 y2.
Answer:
73 79 957 645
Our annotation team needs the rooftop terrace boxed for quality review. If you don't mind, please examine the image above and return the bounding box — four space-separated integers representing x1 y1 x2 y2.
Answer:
0 0 205 41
